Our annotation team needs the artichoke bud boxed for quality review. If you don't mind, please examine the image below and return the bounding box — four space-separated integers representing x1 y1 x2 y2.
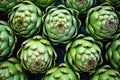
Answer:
17 35 57 73
0 57 28 80
9 1 43 38
0 0 23 14
0 20 17 60
62 0 96 14
42 63 80 80
90 65 120 80
86 4 119 40
64 34 103 72
43 5 81 45
105 34 120 70
99 0 120 9
31 0 58 9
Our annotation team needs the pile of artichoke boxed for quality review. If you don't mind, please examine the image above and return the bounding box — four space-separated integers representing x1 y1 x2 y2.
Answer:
0 0 120 80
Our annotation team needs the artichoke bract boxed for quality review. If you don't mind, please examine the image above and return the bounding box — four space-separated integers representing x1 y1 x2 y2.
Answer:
100 0 120 9
64 34 103 72
42 63 80 80
86 4 119 40
90 65 120 80
0 0 22 14
0 20 17 60
62 0 96 14
17 35 57 73
9 1 43 38
0 57 28 80
106 34 120 70
30 0 58 9
43 5 81 45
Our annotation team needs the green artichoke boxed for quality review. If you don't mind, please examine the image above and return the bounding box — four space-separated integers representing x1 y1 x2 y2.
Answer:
0 20 17 60
17 35 57 73
0 57 28 80
9 1 43 38
64 34 103 72
43 5 81 45
90 65 120 80
99 0 120 9
106 34 120 70
62 0 96 14
30 0 58 9
0 0 22 14
42 63 80 80
86 4 119 40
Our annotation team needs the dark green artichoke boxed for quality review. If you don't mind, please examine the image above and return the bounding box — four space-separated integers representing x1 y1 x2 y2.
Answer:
42 63 80 80
86 4 119 40
0 57 28 80
0 0 22 14
43 5 81 45
106 34 120 70
90 65 120 80
9 1 43 38
0 20 17 60
17 35 57 73
99 0 120 9
30 0 58 8
62 0 96 14
64 34 103 72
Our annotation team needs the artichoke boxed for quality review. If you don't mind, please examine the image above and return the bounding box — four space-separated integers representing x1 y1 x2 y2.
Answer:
106 34 120 70
17 35 57 73
0 57 28 80
90 65 120 80
99 0 120 9
0 20 17 60
62 0 96 14
43 5 81 45
86 4 119 40
64 34 103 72
30 0 58 9
0 0 22 14
9 1 43 38
42 63 80 80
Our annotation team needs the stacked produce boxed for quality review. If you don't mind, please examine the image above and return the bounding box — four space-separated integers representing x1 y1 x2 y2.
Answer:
0 0 120 80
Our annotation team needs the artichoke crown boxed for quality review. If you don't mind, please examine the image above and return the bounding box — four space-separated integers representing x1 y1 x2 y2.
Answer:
9 1 43 38
106 34 120 70
0 57 28 80
65 34 103 72
17 35 57 73
42 63 80 80
43 5 81 44
90 65 120 80
86 4 119 40
0 20 17 60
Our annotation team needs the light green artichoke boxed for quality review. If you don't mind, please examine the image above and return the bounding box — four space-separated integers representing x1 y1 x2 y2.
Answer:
0 57 28 80
17 35 57 73
86 4 119 40
106 34 120 70
0 20 17 60
30 0 58 8
42 63 80 80
99 0 120 9
9 1 43 38
64 34 103 72
90 65 120 80
0 0 22 14
43 5 81 45
62 0 96 14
